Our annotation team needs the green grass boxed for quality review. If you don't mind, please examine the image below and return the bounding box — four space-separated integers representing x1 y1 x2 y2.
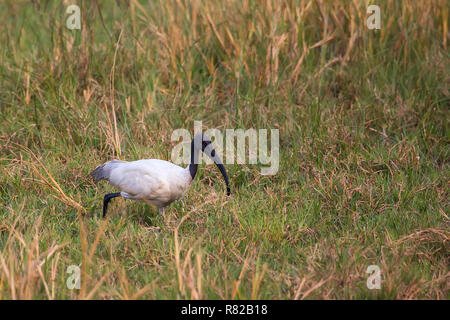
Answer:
0 0 448 299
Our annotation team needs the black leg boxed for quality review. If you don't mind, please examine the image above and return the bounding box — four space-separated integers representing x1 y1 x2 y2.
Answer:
103 192 121 218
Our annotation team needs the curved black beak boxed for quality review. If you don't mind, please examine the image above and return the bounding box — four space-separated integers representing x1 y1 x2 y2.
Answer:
202 140 231 196
190 133 230 196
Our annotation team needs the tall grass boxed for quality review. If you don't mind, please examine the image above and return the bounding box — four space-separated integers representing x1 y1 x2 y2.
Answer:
0 0 448 299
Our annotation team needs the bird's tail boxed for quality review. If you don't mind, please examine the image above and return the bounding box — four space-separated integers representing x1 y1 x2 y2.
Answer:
89 160 125 182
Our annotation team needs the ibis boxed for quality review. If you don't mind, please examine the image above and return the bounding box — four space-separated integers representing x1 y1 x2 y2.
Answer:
90 134 230 218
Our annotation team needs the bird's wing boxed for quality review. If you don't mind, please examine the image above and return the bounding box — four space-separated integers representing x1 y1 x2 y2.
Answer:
107 160 172 202
89 160 126 181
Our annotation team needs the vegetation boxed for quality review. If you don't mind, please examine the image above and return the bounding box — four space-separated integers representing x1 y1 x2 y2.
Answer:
0 0 448 299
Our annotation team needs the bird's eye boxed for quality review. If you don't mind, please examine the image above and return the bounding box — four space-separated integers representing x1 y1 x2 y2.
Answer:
202 140 211 149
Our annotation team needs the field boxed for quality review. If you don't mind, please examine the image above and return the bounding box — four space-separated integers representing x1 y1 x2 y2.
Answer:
0 0 448 299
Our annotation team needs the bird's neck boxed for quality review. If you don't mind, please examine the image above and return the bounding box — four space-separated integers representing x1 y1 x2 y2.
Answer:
188 163 198 180
188 139 200 179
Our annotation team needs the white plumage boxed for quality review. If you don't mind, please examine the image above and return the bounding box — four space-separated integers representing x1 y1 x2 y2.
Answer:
108 159 192 207
90 134 230 218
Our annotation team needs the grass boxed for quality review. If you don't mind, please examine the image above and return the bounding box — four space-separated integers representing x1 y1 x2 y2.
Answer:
0 0 448 299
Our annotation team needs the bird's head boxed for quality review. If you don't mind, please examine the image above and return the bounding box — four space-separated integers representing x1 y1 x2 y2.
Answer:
192 133 231 196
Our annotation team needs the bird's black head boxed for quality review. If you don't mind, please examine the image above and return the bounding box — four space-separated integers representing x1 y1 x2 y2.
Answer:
190 133 231 196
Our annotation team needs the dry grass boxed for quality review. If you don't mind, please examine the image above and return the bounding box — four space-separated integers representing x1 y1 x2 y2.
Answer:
0 0 448 299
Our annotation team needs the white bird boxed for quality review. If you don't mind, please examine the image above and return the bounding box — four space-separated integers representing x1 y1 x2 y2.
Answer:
90 134 230 218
